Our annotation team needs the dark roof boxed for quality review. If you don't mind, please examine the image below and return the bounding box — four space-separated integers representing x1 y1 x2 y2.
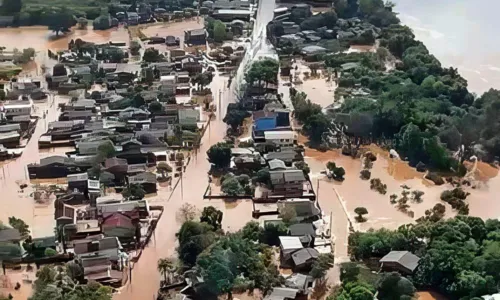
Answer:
270 169 306 184
265 151 300 162
187 29 206 36
0 228 22 242
288 223 315 237
32 236 57 248
380 251 421 272
291 248 319 266
38 156 73 166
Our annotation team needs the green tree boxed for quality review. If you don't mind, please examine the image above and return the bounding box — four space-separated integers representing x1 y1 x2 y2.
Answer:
1 0 22 15
241 221 262 242
156 162 172 178
221 177 244 196
279 205 297 225
377 272 416 300
213 20 227 42
129 40 141 56
143 48 164 62
191 71 214 91
223 109 250 131
121 183 146 200
157 258 174 285
206 142 232 168
303 113 332 145
149 101 164 113
200 206 223 230
354 207 368 222
8 216 29 238
48 10 75 36
310 253 335 279
260 222 287 246
176 221 216 268
340 262 360 283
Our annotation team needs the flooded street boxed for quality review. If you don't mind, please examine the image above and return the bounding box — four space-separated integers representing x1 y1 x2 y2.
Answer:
115 72 255 299
0 95 70 238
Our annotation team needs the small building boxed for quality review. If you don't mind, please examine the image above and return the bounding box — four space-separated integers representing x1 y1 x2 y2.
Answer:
178 106 200 126
264 287 298 300
0 228 21 243
291 248 319 271
74 236 122 262
128 172 157 194
288 223 315 247
264 131 297 148
279 236 303 267
213 9 253 22
184 29 207 46
379 251 421 275
265 151 302 166
127 12 140 25
269 169 306 197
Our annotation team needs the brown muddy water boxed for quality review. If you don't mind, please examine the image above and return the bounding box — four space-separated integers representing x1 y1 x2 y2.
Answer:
0 26 129 52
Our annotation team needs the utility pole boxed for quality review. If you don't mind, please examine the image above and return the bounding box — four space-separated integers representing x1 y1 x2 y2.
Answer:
218 89 222 119
316 179 320 200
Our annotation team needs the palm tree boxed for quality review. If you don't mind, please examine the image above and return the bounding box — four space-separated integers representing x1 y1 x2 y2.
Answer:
157 258 174 285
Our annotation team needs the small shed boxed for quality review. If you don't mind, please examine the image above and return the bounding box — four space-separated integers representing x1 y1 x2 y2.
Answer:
379 251 421 275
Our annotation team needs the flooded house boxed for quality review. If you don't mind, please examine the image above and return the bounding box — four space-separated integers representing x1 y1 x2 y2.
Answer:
269 169 306 197
128 172 158 194
184 29 207 46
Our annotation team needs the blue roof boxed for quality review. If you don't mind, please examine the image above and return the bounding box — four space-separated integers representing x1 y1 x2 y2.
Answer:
255 117 277 131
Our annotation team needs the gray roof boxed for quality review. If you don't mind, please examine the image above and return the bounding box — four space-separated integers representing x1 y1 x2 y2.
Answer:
264 287 299 300
0 124 21 133
270 169 306 185
291 248 319 266
114 63 142 75
268 159 286 170
38 156 73 166
265 151 299 162
288 223 315 237
0 228 22 242
128 172 157 184
301 45 327 54
380 251 421 272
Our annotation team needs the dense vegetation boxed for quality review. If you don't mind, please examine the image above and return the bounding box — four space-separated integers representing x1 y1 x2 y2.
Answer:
175 208 287 299
348 216 500 299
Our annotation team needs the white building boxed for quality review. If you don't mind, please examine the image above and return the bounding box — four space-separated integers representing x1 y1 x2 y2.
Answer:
264 130 297 148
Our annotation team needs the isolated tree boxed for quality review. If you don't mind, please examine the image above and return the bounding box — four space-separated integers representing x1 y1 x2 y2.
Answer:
97 143 116 160
176 203 198 223
310 253 335 279
334 167 346 180
149 101 163 113
412 190 425 203
191 71 214 91
206 142 232 168
200 206 223 230
77 17 88 29
8 217 30 239
157 162 172 178
129 40 141 56
354 207 368 222
157 258 174 285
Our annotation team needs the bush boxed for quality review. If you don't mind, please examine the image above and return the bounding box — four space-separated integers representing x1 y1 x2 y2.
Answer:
44 248 58 257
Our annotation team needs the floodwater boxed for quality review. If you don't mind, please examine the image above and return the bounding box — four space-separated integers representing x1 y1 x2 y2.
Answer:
141 19 204 52
0 26 129 52
114 71 254 299
392 0 500 94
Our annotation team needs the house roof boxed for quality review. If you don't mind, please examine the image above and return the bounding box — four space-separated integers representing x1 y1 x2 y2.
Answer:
264 130 296 140
268 159 286 170
38 156 73 166
291 248 319 266
279 236 303 251
264 287 299 300
265 151 300 162
32 236 57 248
0 228 22 242
270 169 305 185
0 124 21 133
380 251 421 272
67 172 89 182
102 212 135 228
74 236 121 254
128 172 157 184
114 63 141 75
97 200 148 215
288 223 315 237
105 157 128 168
